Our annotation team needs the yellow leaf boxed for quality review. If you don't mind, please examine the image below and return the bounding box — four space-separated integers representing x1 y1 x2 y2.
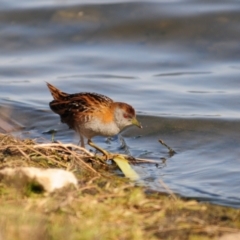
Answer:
112 155 140 181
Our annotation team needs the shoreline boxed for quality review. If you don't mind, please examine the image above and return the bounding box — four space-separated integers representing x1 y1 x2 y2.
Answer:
0 133 239 240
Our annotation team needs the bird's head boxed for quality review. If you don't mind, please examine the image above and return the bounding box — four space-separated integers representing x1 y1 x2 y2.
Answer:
113 102 142 131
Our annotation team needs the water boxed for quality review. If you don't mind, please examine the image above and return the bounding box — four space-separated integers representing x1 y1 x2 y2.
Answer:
1 0 240 208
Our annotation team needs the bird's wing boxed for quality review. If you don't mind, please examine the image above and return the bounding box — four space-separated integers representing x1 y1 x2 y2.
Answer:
49 92 114 128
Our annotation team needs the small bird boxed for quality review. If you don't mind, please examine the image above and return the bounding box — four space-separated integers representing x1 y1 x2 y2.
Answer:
46 82 142 157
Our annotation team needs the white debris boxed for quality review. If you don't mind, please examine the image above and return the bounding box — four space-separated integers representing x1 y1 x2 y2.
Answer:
0 167 78 193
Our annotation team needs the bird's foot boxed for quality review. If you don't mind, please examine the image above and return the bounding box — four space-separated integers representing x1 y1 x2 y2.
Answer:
87 139 110 160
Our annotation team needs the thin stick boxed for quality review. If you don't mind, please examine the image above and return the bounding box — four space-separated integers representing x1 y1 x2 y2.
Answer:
23 144 68 168
158 139 176 155
159 179 178 201
56 143 100 175
124 155 159 163
16 146 31 162
35 142 100 174
34 143 94 156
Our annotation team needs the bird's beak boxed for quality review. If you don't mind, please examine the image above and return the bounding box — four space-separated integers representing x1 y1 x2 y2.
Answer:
132 117 142 129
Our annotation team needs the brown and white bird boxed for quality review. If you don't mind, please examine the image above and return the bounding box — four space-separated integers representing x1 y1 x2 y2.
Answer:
46 82 142 156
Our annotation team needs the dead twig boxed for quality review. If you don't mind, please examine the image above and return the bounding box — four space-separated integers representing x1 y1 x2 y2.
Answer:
159 139 176 155
34 142 94 157
159 179 178 201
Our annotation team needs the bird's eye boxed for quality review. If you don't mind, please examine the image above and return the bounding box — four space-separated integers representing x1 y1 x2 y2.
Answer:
123 113 130 119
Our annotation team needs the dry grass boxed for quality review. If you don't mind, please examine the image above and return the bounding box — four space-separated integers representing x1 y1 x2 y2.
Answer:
0 133 111 176
0 133 240 240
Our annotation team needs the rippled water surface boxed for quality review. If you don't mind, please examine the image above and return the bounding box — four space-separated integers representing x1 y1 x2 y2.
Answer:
1 0 240 208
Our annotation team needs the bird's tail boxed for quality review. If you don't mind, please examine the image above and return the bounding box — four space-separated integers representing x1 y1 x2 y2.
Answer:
46 82 68 100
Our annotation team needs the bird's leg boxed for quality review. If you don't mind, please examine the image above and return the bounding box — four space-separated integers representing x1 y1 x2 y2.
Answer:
78 135 85 147
87 139 109 160
80 135 85 148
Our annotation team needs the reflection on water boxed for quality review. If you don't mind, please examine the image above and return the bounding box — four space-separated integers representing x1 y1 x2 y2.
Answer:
1 0 240 208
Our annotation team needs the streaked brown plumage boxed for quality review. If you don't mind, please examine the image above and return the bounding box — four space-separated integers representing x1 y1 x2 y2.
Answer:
47 82 142 151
